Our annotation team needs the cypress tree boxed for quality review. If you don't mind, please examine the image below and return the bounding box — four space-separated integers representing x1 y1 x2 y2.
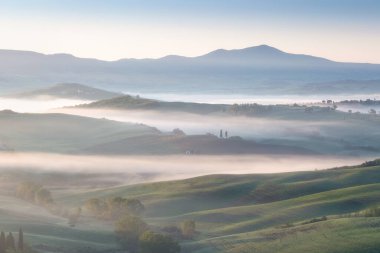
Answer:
0 231 5 253
6 232 15 250
18 227 24 251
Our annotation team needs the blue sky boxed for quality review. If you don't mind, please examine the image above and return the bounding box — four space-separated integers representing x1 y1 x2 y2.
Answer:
0 0 379 62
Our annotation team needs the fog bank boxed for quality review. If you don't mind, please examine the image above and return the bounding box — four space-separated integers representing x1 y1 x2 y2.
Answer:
0 98 90 113
0 152 371 186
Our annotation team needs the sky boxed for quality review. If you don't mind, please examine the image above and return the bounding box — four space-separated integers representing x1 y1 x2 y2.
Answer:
0 0 379 63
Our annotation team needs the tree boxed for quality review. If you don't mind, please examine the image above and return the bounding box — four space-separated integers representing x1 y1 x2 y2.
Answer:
115 215 148 253
139 231 180 253
6 232 15 250
16 182 42 202
181 220 196 239
84 198 106 217
124 199 145 216
18 228 24 251
219 129 223 138
225 131 228 138
34 188 53 206
0 231 5 253
172 128 185 136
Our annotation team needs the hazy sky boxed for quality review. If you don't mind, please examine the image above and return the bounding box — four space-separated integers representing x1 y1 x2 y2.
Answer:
0 0 379 63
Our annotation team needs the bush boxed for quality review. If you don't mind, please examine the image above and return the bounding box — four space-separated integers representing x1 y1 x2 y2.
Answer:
115 215 148 253
139 231 180 253
85 197 145 220
364 206 380 217
181 220 196 239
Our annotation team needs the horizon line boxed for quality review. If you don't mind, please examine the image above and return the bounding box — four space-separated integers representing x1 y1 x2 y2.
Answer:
0 44 379 65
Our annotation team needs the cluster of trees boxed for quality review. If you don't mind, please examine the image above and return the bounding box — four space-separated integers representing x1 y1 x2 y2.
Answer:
340 99 379 105
219 129 228 139
363 206 380 217
16 182 53 207
85 197 196 252
115 215 180 253
180 220 196 239
0 228 32 253
161 220 197 241
369 108 377 115
84 197 145 220
229 103 274 114
16 182 81 227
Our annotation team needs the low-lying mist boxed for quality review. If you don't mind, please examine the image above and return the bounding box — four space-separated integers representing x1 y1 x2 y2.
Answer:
54 108 337 140
122 92 380 105
0 98 91 113
0 152 371 188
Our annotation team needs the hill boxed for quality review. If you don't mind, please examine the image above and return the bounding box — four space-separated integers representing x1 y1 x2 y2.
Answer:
6 83 122 100
79 95 227 114
0 110 313 155
0 110 158 153
74 96 380 156
84 134 314 155
1 45 380 95
5 161 380 253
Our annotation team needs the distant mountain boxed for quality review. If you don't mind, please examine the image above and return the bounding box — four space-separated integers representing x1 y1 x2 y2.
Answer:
6 83 122 100
194 45 332 66
0 45 380 95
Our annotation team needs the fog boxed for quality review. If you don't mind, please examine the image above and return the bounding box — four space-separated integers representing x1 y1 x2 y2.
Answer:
54 108 337 140
337 104 380 114
123 91 380 105
0 98 91 113
1 95 378 116
0 152 371 187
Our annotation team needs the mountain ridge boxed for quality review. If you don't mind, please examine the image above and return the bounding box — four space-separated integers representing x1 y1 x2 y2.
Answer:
0 44 350 63
1 45 380 95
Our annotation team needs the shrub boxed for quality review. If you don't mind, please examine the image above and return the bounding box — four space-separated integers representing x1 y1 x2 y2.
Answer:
139 231 180 253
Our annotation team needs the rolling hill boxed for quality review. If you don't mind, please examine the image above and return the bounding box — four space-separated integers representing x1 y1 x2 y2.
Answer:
1 45 380 95
0 110 158 153
0 110 314 155
6 159 378 253
78 95 228 114
5 83 122 100
73 95 380 156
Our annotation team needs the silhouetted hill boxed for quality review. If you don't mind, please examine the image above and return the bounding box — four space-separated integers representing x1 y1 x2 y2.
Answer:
1 45 380 95
6 83 122 100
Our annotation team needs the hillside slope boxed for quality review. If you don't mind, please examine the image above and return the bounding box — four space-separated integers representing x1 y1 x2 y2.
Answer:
6 83 122 100
0 110 314 155
53 161 380 253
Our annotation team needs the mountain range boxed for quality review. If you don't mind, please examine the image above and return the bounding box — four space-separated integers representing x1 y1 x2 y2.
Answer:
0 45 380 95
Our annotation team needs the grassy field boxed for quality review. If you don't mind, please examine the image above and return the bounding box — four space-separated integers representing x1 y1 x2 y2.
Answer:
183 217 380 253
0 110 318 155
2 161 380 252
0 110 158 153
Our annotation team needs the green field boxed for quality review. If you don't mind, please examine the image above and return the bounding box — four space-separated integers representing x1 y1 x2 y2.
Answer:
2 160 378 252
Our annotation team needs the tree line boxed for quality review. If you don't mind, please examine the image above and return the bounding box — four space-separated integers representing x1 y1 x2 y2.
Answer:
0 228 35 253
15 182 82 227
84 197 145 220
84 197 197 253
